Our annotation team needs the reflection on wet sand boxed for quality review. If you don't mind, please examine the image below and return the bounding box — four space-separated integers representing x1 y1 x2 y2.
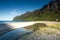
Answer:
0 22 34 40
0 24 15 36
0 28 31 40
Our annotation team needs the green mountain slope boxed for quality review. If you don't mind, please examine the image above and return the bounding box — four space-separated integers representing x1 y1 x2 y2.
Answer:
13 0 60 21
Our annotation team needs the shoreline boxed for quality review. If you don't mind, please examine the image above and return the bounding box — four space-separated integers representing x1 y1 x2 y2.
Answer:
0 21 60 29
0 21 60 33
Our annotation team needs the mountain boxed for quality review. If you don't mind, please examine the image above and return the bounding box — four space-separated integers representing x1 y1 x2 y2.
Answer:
13 0 60 21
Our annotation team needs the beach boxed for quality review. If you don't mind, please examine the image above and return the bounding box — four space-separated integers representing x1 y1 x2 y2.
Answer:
0 21 60 40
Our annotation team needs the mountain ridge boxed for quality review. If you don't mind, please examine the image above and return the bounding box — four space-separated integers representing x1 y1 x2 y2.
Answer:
13 0 60 21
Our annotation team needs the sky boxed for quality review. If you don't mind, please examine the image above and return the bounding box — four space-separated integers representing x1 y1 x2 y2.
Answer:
0 0 52 21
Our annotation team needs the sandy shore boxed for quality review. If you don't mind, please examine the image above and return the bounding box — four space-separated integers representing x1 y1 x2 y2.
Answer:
0 21 60 32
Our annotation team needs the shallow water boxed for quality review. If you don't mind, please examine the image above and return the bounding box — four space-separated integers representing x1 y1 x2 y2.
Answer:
0 21 33 40
0 28 30 40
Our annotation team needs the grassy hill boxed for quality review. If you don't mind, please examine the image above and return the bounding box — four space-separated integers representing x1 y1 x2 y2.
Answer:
13 0 60 21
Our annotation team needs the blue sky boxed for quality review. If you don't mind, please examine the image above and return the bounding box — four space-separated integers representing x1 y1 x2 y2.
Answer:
0 0 52 21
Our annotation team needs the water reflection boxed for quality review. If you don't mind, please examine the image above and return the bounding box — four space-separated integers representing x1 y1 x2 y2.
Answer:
0 23 15 36
0 21 34 40
0 21 30 40
0 28 29 40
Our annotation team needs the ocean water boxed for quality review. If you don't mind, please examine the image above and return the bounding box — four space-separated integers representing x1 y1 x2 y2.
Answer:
0 20 31 24
0 21 13 24
0 21 19 23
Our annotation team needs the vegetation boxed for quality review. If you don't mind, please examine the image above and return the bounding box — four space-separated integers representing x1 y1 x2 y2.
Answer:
13 0 60 21
17 23 60 40
24 23 47 32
